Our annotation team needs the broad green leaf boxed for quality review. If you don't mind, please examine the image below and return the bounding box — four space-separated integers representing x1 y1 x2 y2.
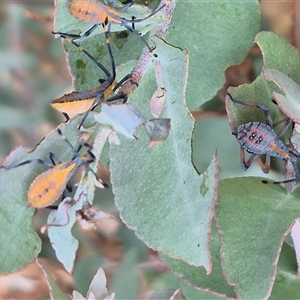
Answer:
166 0 260 109
160 223 235 298
263 68 300 124
257 32 300 77
110 38 218 268
0 167 39 274
216 177 300 299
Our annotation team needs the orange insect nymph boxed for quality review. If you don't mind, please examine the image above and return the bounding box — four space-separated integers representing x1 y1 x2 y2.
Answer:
2 129 108 208
28 161 78 208
227 92 300 185
58 0 166 51
68 0 122 24
51 77 121 118
52 23 129 128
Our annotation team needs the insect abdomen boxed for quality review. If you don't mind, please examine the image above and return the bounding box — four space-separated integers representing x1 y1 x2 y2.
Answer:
236 122 290 159
68 0 122 24
28 162 77 208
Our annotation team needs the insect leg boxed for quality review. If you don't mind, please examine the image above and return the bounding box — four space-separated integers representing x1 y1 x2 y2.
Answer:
77 98 98 130
239 135 271 173
2 158 53 170
81 146 109 188
62 112 70 123
286 141 300 157
102 19 132 97
52 29 111 78
240 147 258 170
45 205 59 210
119 0 135 12
114 73 131 88
256 156 270 174
49 152 63 166
227 93 274 127
122 22 153 51
85 164 109 188
77 18 125 129
54 23 99 40
124 2 166 24
106 93 128 103
57 128 82 156
273 117 293 138
262 176 298 185
103 18 117 85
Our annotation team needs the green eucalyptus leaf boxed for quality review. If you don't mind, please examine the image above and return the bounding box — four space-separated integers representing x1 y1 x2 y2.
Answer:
160 224 236 298
216 177 300 299
167 0 260 109
110 38 218 268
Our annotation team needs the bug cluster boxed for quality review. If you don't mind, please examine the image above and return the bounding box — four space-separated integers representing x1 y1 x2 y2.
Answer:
1 0 167 209
227 92 300 185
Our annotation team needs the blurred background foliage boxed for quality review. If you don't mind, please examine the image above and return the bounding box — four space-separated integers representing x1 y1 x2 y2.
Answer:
0 1 300 299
